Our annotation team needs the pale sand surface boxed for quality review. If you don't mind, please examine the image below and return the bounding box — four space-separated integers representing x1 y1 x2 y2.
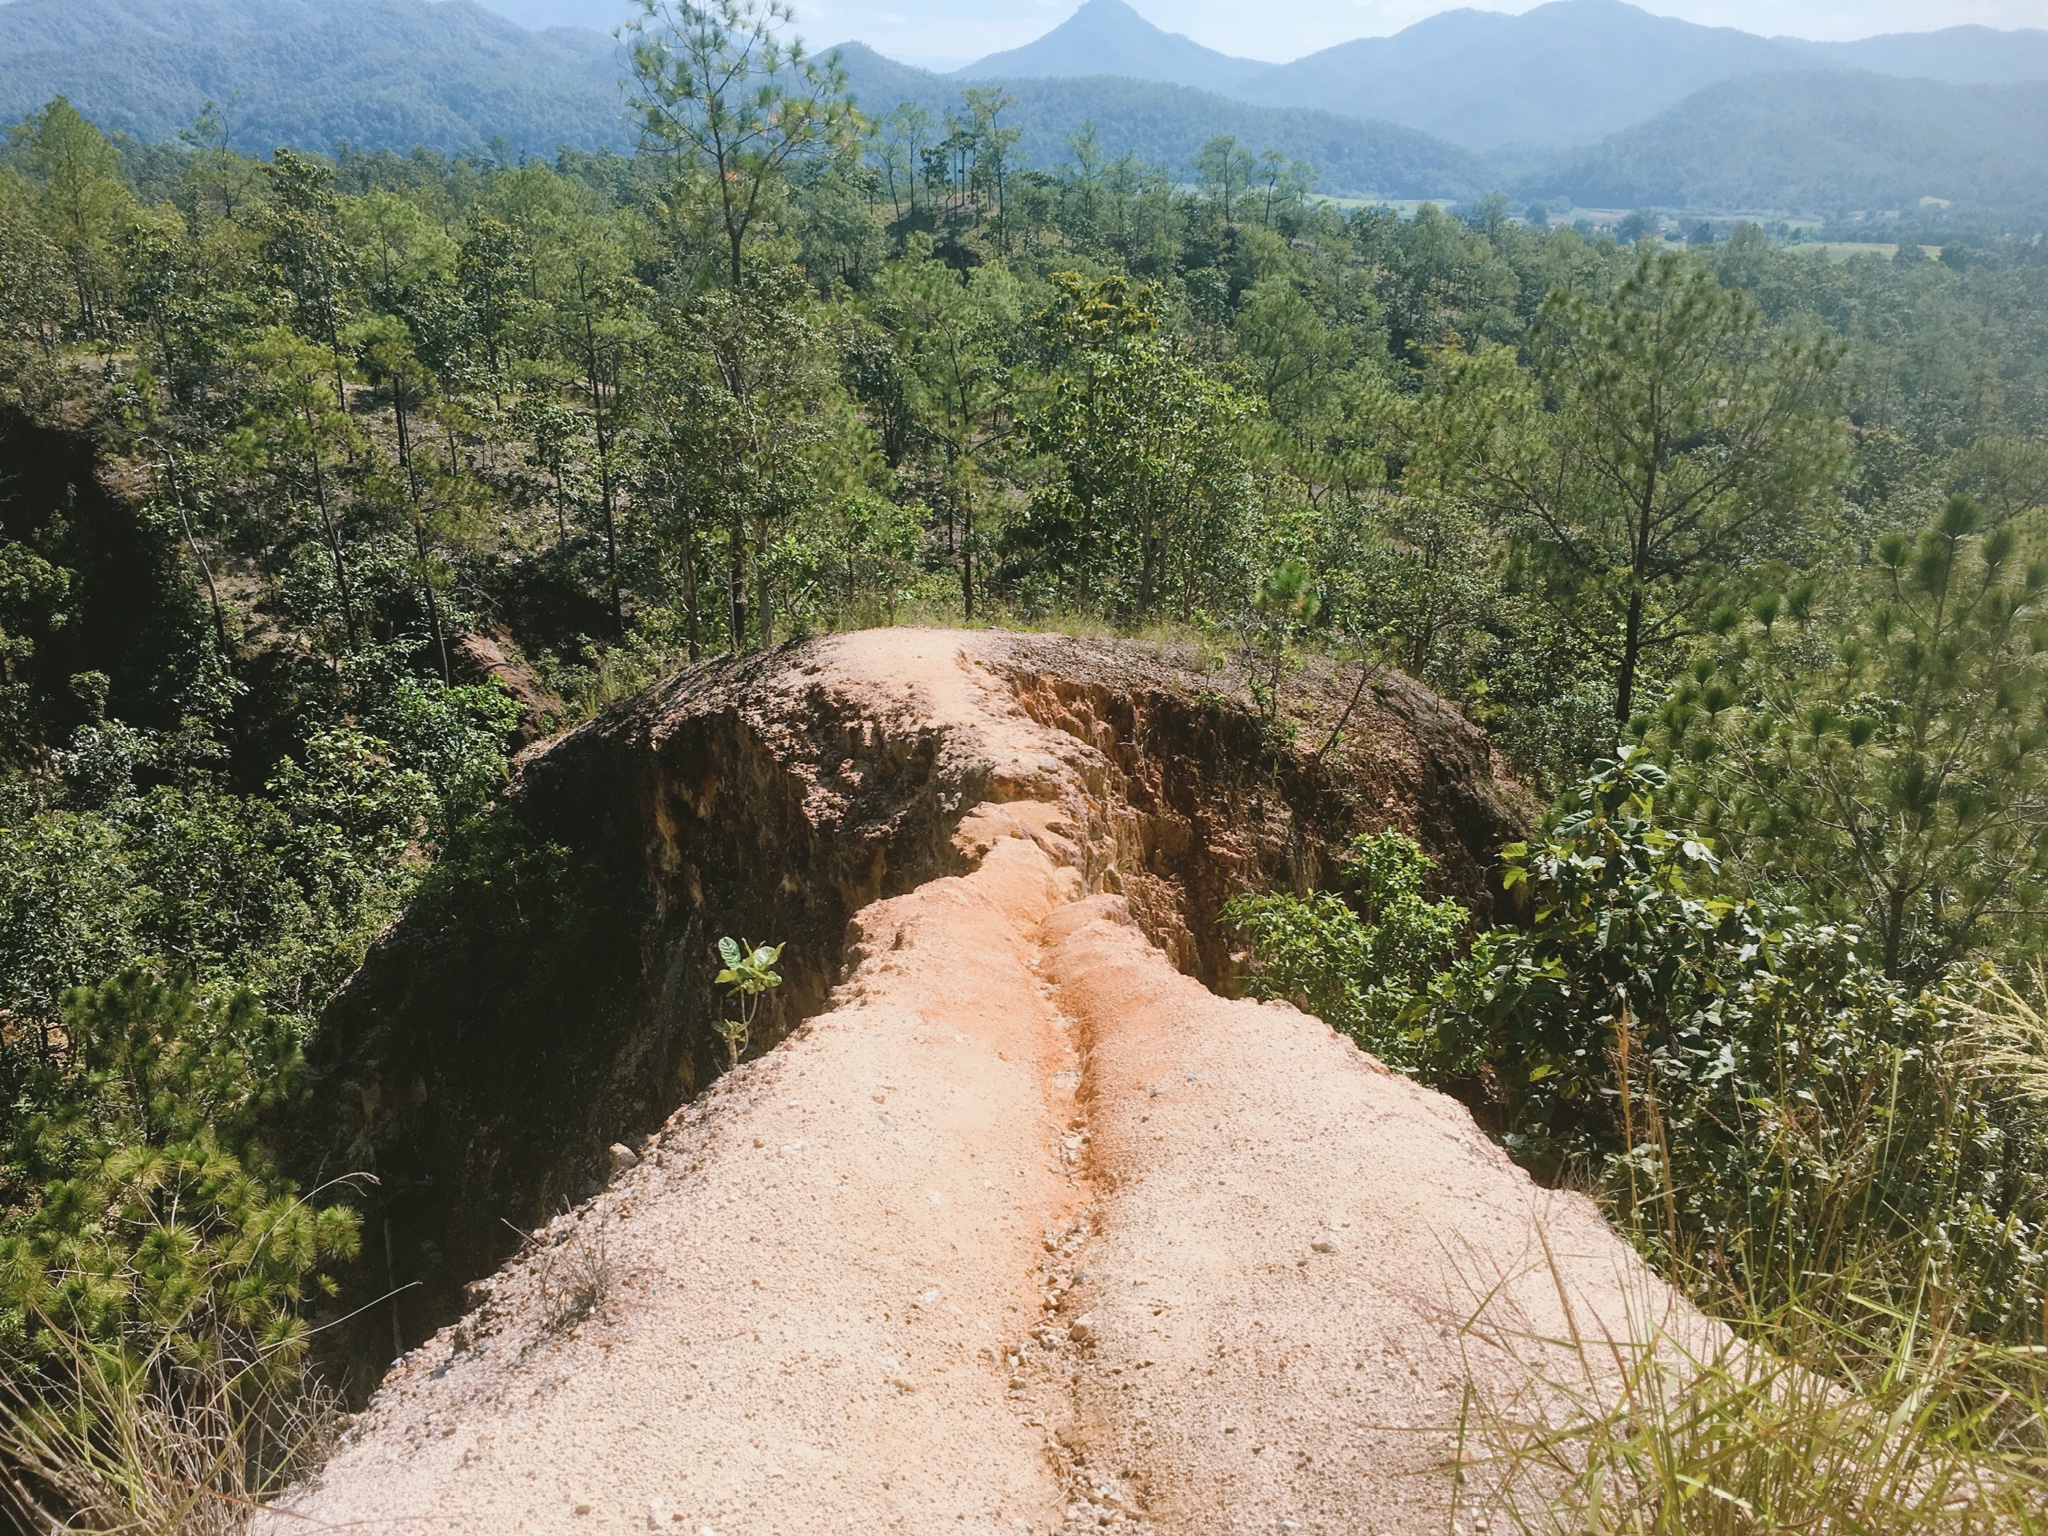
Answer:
265 631 1695 1536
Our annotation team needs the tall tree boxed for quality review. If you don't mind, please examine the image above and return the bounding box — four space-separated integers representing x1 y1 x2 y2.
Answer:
260 150 357 417
230 328 363 650
955 88 1021 251
9 98 132 336
1020 273 1257 622
1455 250 1848 724
649 271 838 650
872 103 932 225
349 314 452 680
625 0 861 289
0 170 69 382
538 219 649 633
868 238 1020 620
1194 136 1253 228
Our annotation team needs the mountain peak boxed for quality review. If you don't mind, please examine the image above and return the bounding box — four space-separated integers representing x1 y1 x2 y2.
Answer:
953 0 1271 92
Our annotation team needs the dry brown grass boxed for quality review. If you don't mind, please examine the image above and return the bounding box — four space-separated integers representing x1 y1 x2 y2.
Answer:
0 1333 340 1536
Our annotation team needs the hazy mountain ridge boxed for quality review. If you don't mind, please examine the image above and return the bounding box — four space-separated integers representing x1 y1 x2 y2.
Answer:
952 0 1269 96
1235 1 1805 148
1798 26 2048 85
3 0 2046 217
1526 70 2048 216
939 0 2048 152
0 0 633 154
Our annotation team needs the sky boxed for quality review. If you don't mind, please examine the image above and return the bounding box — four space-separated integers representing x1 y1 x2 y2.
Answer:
486 0 2048 66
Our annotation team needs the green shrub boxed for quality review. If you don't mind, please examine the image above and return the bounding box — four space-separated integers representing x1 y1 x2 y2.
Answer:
1224 829 1468 1071
1231 753 2048 1352
0 971 359 1371
1420 753 2048 1343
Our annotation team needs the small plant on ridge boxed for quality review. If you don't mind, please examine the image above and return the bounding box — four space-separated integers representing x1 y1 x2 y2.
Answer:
713 937 784 1071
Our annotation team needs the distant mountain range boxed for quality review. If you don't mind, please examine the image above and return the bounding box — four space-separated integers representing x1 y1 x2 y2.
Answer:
945 0 2048 151
1530 70 2048 217
0 0 632 155
2 0 2046 218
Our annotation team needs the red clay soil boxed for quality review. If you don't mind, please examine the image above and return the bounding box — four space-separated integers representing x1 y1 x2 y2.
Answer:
263 631 1695 1536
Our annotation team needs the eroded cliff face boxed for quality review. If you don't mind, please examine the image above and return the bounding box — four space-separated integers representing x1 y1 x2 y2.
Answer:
293 631 1529 1392
987 636 1530 980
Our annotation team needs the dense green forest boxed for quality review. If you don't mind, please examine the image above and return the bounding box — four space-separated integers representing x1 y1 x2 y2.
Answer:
3 0 2048 1520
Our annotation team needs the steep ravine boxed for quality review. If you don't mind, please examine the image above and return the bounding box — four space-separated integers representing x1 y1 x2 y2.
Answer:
273 630 1689 1535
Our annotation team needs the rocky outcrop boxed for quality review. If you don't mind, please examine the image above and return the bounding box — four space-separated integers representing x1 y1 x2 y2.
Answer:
292 630 1530 1394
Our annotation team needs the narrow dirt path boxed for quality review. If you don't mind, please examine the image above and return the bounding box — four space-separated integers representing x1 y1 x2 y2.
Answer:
266 634 1694 1536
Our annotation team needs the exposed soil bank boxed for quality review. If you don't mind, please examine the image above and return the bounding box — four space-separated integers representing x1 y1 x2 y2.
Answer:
271 631 1695 1536
295 630 1528 1389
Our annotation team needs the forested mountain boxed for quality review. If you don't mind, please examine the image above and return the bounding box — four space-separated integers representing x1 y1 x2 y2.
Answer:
952 0 1268 96
830 43 1488 199
468 0 634 26
937 0 2048 152
0 0 633 154
1528 71 2048 216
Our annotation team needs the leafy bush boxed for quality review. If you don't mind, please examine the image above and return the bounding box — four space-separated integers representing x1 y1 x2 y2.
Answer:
0 670 517 1037
1437 753 2048 1340
1224 829 1468 1071
1425 751 1774 1174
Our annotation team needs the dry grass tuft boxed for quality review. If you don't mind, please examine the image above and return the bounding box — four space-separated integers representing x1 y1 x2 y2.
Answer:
532 1214 613 1334
1454 1141 2048 1535
0 1333 340 1536
1960 964 2048 1104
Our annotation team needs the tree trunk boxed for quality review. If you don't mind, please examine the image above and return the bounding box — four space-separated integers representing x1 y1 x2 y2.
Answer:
161 450 230 658
679 498 701 662
1137 527 1159 621
414 513 450 684
394 391 449 683
302 406 358 650
1614 584 1645 724
961 501 975 622
728 521 748 653
583 314 622 633
754 512 773 649
1883 883 1908 980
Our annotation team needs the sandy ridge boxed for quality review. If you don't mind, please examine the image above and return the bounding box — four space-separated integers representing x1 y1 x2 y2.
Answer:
264 631 1694 1536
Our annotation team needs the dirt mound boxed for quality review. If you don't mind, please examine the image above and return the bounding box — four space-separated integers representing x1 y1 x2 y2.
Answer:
270 630 1689 1533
